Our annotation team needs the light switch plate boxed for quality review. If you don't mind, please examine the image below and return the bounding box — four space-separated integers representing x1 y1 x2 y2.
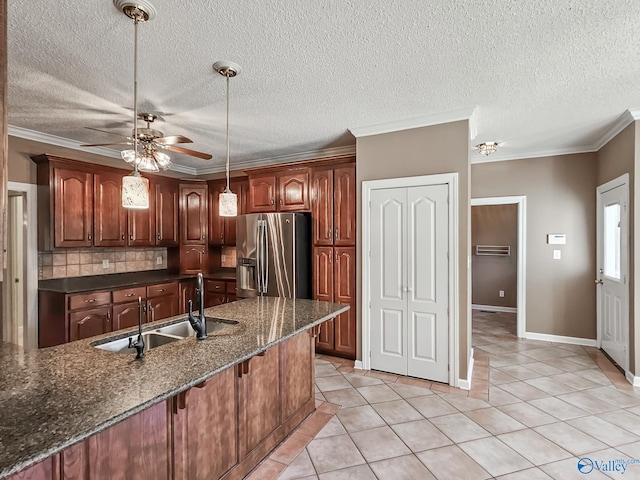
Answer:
102 259 109 268
553 250 561 260
156 256 163 265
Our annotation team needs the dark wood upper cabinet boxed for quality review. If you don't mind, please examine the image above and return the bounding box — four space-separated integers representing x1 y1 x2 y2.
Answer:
180 183 208 245
155 180 179 246
311 168 333 245
249 174 277 212
334 165 356 246
278 170 310 211
208 179 226 246
94 171 126 247
54 167 93 248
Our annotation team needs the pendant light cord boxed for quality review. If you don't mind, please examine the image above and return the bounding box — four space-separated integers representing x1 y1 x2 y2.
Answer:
133 14 139 175
225 73 230 192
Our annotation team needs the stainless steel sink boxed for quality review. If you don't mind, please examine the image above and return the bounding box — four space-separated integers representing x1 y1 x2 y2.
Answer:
155 317 239 338
94 331 183 354
93 318 239 354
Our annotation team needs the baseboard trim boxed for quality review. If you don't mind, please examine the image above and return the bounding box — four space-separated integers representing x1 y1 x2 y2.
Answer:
458 348 474 390
472 304 517 313
625 370 640 386
524 332 597 347
354 360 366 370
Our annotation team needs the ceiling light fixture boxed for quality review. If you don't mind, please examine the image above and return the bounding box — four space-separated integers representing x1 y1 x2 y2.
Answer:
476 141 498 156
115 0 156 208
214 61 241 217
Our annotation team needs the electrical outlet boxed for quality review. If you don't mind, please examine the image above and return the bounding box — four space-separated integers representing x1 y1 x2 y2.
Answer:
553 249 561 260
221 254 226 262
499 290 505 298
102 259 109 269
156 256 163 265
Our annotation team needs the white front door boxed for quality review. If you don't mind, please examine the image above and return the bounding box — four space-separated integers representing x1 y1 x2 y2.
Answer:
370 184 449 383
596 179 628 371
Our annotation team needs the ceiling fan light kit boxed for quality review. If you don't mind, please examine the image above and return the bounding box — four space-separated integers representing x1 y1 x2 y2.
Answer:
215 61 241 217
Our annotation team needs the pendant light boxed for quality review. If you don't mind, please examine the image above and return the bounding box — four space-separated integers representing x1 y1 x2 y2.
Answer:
214 61 241 217
115 0 154 209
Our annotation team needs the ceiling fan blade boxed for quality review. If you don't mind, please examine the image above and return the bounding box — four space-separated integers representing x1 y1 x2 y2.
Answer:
164 145 213 160
85 126 130 138
155 135 193 145
80 142 133 147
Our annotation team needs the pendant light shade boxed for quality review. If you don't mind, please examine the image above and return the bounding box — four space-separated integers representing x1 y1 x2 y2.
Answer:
214 61 241 218
122 171 150 209
219 189 238 217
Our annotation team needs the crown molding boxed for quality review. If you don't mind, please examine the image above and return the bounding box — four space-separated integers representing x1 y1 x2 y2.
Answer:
8 125 124 160
349 106 477 138
470 145 596 165
194 145 356 175
592 108 640 151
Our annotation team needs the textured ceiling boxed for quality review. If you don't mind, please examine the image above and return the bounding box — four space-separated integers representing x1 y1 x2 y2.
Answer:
8 0 640 174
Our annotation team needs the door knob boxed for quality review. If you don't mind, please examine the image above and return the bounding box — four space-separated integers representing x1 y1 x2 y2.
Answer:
595 279 603 285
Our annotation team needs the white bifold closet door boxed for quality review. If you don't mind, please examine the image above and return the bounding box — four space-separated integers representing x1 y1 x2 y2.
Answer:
370 184 449 383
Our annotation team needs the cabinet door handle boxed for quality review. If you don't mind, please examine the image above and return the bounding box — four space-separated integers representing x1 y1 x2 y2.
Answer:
106 312 111 322
328 228 332 239
88 234 92 241
280 198 283 206
157 288 166 293
270 199 274 205
335 228 339 240
130 234 133 240
121 234 125 240
85 299 96 303
220 233 224 239
157 233 161 240
125 293 135 297
202 235 205 240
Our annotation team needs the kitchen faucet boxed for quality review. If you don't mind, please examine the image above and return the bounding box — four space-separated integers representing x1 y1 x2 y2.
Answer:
187 272 207 339
128 296 145 359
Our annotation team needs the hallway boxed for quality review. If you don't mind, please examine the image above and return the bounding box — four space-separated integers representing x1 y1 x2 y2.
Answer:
251 312 640 479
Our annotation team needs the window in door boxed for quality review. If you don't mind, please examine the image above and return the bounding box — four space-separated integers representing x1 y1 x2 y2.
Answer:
603 202 621 281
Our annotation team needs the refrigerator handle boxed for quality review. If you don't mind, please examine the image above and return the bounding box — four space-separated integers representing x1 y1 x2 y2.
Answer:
256 220 262 294
263 222 269 294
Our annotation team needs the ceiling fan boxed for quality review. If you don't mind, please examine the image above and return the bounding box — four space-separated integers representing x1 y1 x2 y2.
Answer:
82 112 213 172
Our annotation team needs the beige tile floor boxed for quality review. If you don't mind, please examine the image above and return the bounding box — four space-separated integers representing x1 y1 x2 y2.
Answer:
248 311 640 479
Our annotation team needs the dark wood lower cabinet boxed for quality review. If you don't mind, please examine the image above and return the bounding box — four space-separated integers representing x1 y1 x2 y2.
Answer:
4 456 59 480
62 401 171 480
147 295 178 323
112 301 142 330
69 306 111 342
7 329 317 480
173 368 238 480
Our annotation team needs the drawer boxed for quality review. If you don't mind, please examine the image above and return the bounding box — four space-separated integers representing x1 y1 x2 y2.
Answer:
146 282 178 298
226 281 236 294
68 291 111 310
206 280 226 294
112 286 146 304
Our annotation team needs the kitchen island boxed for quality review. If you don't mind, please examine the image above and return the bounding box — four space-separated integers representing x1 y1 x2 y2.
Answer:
0 297 348 479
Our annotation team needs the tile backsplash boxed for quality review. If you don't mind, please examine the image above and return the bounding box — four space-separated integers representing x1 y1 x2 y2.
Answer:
39 248 168 280
221 247 237 268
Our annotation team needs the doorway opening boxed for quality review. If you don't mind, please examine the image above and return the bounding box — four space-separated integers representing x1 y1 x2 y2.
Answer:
2 182 38 349
471 196 526 340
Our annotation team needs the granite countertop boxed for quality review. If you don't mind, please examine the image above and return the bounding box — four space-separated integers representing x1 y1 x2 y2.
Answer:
38 269 237 293
0 297 348 478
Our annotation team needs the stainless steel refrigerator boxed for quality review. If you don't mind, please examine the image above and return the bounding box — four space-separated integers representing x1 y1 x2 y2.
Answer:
236 213 311 298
